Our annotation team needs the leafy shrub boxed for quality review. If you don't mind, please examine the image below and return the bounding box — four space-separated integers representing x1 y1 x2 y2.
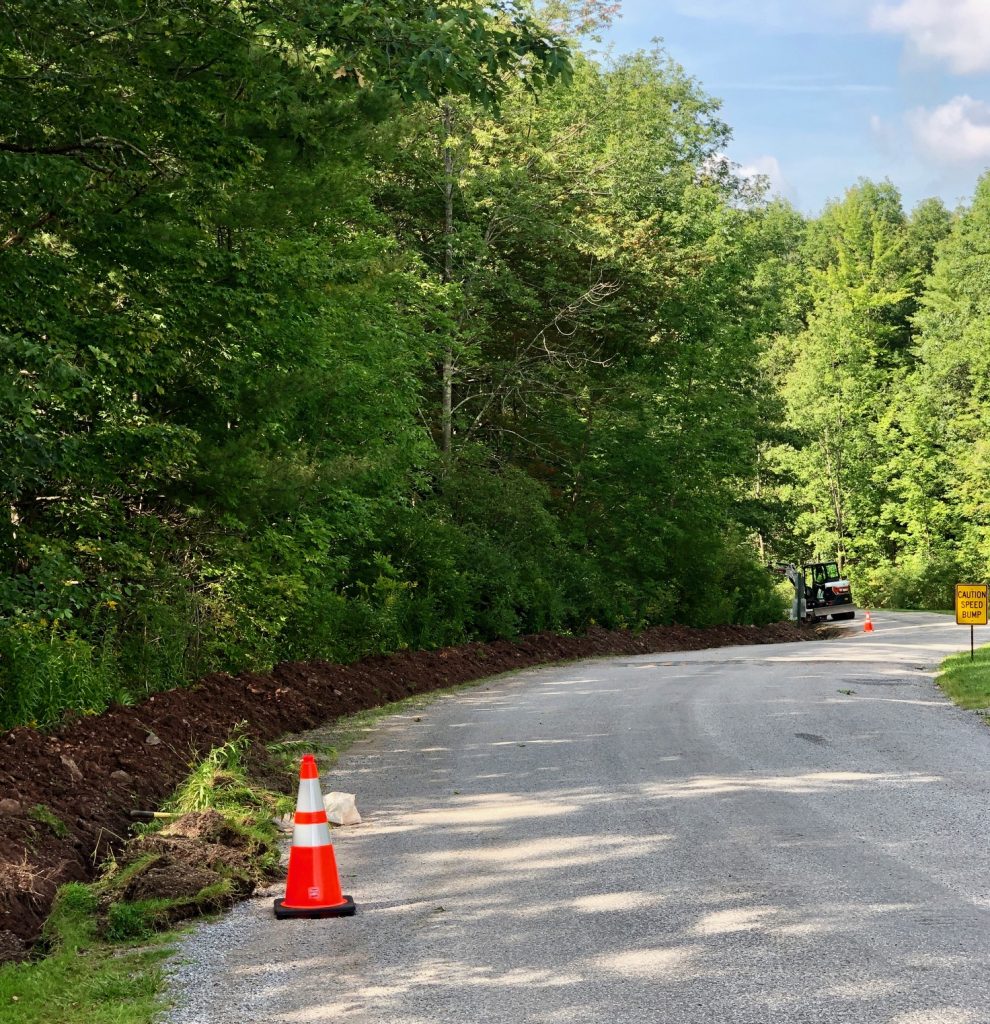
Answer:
855 550 971 610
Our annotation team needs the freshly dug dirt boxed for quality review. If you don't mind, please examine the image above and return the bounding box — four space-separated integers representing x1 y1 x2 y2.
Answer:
0 620 823 960
125 810 258 899
154 808 255 849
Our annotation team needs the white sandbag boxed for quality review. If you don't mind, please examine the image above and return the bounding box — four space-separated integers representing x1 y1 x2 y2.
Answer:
323 791 362 826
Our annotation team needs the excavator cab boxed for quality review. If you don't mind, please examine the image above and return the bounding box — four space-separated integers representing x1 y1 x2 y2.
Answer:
802 561 855 621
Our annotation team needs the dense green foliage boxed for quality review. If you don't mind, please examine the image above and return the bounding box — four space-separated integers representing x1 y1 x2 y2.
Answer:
2 2 810 729
762 174 990 610
9 2 990 731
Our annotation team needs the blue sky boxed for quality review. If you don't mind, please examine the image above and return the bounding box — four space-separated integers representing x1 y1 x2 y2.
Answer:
599 0 990 214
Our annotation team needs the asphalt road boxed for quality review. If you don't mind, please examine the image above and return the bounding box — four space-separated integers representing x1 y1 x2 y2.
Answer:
163 611 990 1024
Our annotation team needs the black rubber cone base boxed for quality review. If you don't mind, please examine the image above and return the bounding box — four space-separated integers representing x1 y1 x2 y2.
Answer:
274 895 356 919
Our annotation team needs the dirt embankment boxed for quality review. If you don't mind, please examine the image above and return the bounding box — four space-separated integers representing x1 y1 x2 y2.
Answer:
0 620 822 961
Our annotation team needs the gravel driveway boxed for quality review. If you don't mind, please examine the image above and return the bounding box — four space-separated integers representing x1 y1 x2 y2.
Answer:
162 611 990 1024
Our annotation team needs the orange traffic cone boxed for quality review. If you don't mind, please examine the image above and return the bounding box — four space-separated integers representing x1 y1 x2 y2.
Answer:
863 609 874 633
274 754 356 919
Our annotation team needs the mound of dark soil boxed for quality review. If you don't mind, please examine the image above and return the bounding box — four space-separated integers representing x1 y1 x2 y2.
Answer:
0 619 822 960
126 810 258 894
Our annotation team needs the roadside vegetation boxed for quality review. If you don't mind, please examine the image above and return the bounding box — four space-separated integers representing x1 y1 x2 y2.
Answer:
0 1 789 731
0 884 169 1024
0 731 292 1023
937 647 990 711
761 181 990 611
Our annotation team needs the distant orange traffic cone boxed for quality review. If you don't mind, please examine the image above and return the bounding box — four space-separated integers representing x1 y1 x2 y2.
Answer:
274 754 356 919
863 609 874 633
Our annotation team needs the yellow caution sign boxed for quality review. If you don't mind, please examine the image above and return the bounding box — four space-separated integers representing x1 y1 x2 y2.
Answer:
955 583 988 625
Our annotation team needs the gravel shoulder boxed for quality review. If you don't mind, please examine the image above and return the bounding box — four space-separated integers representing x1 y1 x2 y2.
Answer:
162 611 990 1024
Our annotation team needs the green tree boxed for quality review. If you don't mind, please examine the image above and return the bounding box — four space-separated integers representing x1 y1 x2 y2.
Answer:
899 175 990 596
767 181 918 571
0 0 571 725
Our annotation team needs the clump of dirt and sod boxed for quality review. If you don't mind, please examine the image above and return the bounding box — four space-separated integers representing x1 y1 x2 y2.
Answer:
97 736 292 945
0 732 295 1023
0 620 823 961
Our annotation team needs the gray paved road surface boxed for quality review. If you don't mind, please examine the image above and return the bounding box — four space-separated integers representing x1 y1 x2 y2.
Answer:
163 612 990 1024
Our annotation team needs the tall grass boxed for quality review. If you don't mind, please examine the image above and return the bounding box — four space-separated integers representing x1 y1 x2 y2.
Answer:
0 622 120 729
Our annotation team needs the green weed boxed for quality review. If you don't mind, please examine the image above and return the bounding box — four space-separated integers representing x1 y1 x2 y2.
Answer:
103 881 234 943
165 728 254 815
0 622 118 730
28 804 68 840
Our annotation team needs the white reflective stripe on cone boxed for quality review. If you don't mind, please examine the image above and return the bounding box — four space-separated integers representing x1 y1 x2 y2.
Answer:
295 778 324 814
292 821 333 848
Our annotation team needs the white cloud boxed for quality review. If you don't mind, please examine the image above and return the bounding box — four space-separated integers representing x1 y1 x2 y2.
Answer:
704 152 793 200
737 154 789 195
871 0 990 74
908 95 990 163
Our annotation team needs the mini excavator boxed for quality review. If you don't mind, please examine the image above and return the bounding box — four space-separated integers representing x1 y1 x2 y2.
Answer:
774 560 856 624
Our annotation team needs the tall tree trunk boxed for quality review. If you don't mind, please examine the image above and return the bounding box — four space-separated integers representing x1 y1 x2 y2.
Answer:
821 427 847 572
441 103 455 455
755 447 766 562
